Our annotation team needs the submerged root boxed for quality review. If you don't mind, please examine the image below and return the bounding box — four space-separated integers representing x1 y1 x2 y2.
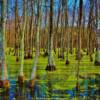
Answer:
0 80 3 88
43 52 48 57
58 55 64 59
90 55 93 62
94 61 100 66
18 75 24 87
28 79 35 88
16 57 19 62
45 64 56 71
76 53 83 60
0 80 10 89
27 53 33 59
76 82 80 92
65 60 70 65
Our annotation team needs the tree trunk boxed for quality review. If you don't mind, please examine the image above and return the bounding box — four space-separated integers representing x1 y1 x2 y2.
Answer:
15 0 19 62
18 0 27 86
94 0 100 65
76 0 83 92
0 0 10 88
76 0 83 60
70 0 77 54
63 0 70 65
29 0 41 88
29 0 34 59
87 0 94 62
46 0 56 71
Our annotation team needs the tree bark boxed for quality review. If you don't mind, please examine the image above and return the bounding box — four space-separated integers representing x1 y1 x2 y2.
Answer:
70 0 77 54
46 0 56 71
76 0 83 92
31 0 41 80
0 0 10 88
15 0 19 62
19 0 27 77
76 0 83 60
94 0 100 65
0 0 8 80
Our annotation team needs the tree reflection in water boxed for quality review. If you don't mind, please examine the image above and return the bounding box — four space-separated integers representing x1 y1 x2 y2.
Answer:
0 74 99 99
0 88 9 100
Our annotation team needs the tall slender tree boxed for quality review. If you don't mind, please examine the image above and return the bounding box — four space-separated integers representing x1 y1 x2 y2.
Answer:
70 0 77 54
29 0 34 59
76 0 83 92
15 0 20 62
29 0 41 88
59 0 65 60
64 0 70 65
18 0 27 86
43 0 49 57
87 0 94 62
94 0 100 65
56 0 61 58
76 0 83 60
45 0 56 71
0 0 9 88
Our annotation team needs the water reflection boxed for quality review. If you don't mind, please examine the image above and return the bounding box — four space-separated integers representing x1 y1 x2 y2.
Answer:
0 74 99 99
0 88 9 100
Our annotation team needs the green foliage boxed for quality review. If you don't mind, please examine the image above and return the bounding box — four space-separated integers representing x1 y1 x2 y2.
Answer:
5 48 100 87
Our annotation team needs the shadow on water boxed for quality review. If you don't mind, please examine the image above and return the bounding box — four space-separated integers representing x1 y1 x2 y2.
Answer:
0 74 100 99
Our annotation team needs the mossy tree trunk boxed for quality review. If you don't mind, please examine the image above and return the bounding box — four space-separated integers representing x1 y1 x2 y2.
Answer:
0 0 8 80
70 0 77 54
15 0 20 62
87 0 94 62
76 0 83 60
64 0 70 65
94 0 100 65
29 0 34 59
60 0 65 60
43 0 49 57
31 0 41 80
19 0 27 77
0 0 10 89
76 0 83 92
46 0 56 71
57 1 61 58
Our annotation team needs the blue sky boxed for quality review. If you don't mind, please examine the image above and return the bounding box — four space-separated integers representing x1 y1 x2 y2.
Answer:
7 0 90 26
8 0 89 13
